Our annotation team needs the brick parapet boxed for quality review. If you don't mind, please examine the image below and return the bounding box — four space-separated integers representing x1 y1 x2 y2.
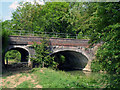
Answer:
9 36 90 47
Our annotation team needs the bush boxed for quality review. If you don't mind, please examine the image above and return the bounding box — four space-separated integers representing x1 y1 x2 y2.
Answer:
91 59 102 72
31 38 58 69
96 40 120 74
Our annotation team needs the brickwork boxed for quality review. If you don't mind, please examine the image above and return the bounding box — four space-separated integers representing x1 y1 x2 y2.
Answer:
9 36 89 47
7 35 100 71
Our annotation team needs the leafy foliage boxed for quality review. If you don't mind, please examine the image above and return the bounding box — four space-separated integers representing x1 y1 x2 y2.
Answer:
11 2 71 35
1 20 11 53
68 2 120 75
91 59 102 72
88 3 120 74
31 38 57 68
5 50 21 63
64 2 96 39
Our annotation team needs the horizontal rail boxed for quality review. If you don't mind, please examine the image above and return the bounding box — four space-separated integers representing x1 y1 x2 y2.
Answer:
9 30 89 39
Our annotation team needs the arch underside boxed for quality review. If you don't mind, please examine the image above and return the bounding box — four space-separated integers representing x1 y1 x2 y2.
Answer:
52 50 88 70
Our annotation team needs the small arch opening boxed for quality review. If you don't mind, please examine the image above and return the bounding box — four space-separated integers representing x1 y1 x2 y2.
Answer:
5 50 21 65
4 47 29 69
51 50 88 71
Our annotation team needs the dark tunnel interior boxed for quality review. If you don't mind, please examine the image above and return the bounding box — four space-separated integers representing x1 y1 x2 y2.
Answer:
51 50 88 71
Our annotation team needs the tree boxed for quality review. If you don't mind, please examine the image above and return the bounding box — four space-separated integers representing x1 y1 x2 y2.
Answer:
11 2 72 36
66 2 120 74
79 2 120 74
11 2 38 31
2 20 11 53
63 2 97 39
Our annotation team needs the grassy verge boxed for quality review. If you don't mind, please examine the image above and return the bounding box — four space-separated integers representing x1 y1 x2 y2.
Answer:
29 68 110 88
2 67 117 88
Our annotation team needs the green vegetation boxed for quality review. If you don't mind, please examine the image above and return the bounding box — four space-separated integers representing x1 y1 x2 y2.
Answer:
1 20 11 68
91 59 102 72
31 38 67 69
31 68 110 88
1 20 10 53
5 50 21 64
2 68 113 88
10 2 73 37
81 3 120 75
16 81 35 88
1 1 120 88
31 38 57 68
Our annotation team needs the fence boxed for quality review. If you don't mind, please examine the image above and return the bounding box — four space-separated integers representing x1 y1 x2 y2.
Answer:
9 30 80 39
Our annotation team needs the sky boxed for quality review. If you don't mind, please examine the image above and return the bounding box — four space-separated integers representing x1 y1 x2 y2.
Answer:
0 0 45 21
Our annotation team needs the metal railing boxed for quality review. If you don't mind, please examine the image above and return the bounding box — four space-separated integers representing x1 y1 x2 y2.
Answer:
9 30 80 39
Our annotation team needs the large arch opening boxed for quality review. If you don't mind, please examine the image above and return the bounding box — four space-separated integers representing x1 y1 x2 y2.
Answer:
51 50 88 71
4 47 29 67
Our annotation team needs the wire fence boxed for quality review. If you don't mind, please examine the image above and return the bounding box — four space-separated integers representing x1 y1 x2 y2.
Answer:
9 30 80 39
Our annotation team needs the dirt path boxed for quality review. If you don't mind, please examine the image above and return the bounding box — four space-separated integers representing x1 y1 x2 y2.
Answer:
2 70 42 88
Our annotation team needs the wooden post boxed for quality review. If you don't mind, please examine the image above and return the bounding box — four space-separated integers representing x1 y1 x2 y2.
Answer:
6 57 8 65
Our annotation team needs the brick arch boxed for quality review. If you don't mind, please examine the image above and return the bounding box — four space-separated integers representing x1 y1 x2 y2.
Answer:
51 49 90 70
51 48 91 60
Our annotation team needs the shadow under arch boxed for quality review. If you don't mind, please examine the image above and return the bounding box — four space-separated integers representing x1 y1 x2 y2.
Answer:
51 50 89 70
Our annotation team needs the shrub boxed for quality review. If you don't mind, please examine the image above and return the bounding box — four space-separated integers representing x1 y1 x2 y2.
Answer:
31 38 58 69
91 59 102 72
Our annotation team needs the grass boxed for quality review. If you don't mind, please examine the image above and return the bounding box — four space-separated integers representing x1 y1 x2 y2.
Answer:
2 77 7 79
2 67 119 88
29 68 110 88
16 81 35 88
6 81 10 84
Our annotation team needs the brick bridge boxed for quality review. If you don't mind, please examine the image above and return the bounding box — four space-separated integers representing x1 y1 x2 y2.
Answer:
4 36 100 71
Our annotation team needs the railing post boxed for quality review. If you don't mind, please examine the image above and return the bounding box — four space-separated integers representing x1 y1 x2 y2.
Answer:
67 34 68 38
33 31 34 36
56 32 57 38
45 32 46 37
76 34 77 39
20 30 21 36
